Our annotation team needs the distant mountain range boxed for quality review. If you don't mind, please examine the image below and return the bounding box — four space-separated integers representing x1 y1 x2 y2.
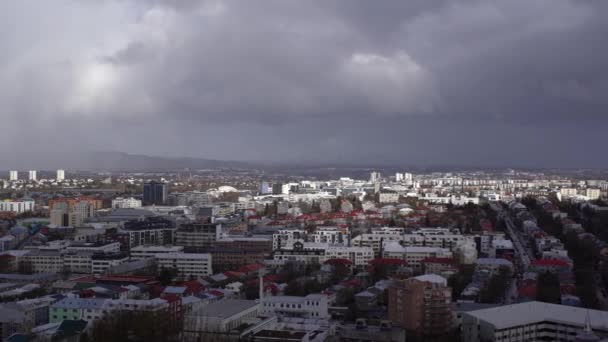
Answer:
61 151 255 171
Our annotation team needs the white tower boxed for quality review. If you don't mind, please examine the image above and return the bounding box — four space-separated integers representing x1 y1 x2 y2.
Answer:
9 171 18 181
56 169 65 181
28 170 37 181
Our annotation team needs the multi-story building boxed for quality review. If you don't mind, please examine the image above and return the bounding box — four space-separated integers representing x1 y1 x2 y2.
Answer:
273 241 325 265
175 222 222 251
48 197 103 211
309 227 350 245
183 299 260 340
143 181 168 205
56 169 65 181
28 170 37 181
352 227 469 256
209 238 272 272
272 229 306 250
461 301 608 342
8 171 18 181
67 242 121 254
0 200 35 214
261 294 329 319
23 251 64 273
130 245 184 260
351 227 405 255
155 253 213 279
91 253 130 275
324 246 375 268
49 199 96 227
119 217 177 249
383 242 452 272
388 275 452 339
50 298 107 323
586 188 601 200
63 252 93 273
169 191 211 207
111 197 142 209
273 241 374 268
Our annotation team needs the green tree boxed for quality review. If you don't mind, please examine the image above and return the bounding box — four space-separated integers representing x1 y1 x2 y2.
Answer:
158 267 178 285
536 271 561 304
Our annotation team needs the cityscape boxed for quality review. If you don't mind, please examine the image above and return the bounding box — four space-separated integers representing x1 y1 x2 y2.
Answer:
0 167 607 341
3 1 608 341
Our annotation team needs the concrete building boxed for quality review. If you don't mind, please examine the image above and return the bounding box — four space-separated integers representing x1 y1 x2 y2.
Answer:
56 169 65 181
388 275 452 339
156 253 212 279
50 298 106 323
0 200 35 214
273 241 373 267
143 181 168 205
28 170 37 181
461 301 608 341
183 299 260 340
130 245 184 260
91 253 130 275
261 294 328 319
111 197 142 209
175 222 222 251
9 171 18 181
586 188 601 200
383 242 452 271
23 251 65 273
67 242 121 254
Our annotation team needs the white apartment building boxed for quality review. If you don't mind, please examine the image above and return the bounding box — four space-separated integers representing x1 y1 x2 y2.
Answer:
273 242 373 267
272 229 306 250
111 197 142 209
352 227 469 256
56 169 65 181
28 170 37 181
91 254 130 275
156 253 213 279
383 242 452 271
0 200 35 214
586 188 601 200
379 192 400 203
24 251 65 273
9 171 18 181
130 245 184 260
309 227 350 245
560 188 578 197
261 294 328 319
67 242 121 254
461 301 608 342
351 227 405 254
64 252 93 273
324 246 375 267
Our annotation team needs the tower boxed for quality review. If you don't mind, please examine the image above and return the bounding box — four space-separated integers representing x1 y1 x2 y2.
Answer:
28 170 37 181
56 169 65 181
9 171 18 181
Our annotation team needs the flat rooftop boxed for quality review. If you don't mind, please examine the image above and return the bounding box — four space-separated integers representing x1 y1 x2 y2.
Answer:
464 301 608 330
194 299 258 318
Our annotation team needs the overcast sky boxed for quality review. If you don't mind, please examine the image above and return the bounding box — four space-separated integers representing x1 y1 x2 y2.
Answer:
1 0 607 169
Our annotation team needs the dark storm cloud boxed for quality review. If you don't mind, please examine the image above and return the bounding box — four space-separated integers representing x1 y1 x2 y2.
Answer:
1 0 607 168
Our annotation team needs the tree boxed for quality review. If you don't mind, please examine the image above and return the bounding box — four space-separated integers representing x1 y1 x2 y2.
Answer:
448 265 474 300
536 271 561 304
90 309 180 342
479 266 512 304
158 267 178 285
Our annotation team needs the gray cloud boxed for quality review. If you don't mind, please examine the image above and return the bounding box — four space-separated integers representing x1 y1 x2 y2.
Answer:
1 0 607 169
